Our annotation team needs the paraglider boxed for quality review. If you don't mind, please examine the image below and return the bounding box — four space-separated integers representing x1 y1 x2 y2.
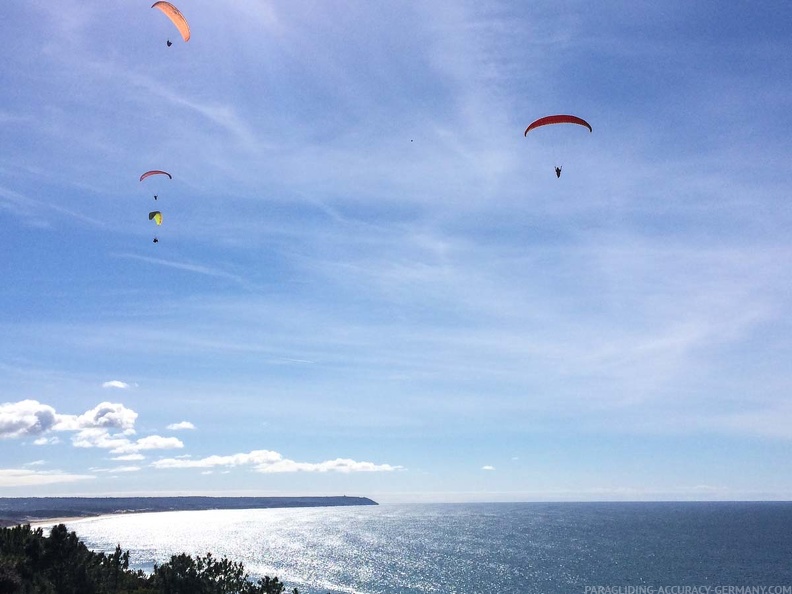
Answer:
151 2 190 42
149 211 162 243
140 170 171 200
524 115 592 178
140 173 170 242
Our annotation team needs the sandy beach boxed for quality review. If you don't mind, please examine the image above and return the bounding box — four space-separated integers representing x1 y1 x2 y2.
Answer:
6 515 99 530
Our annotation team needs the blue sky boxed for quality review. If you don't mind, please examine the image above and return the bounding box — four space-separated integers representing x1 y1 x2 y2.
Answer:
1 1 791 503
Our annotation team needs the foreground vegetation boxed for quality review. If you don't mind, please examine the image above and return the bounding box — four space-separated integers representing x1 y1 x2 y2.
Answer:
0 524 299 594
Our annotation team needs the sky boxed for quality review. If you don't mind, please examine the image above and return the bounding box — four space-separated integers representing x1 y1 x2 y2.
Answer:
1 1 791 503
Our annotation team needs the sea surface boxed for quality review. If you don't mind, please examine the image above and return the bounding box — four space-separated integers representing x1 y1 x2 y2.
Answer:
55 502 792 594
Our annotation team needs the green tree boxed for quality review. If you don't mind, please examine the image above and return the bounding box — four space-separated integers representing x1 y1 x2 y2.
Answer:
0 525 299 594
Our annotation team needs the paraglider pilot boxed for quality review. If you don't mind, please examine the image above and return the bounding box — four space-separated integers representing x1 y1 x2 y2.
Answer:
555 166 562 178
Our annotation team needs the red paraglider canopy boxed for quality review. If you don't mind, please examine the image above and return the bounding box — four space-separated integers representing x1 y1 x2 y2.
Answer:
139 170 172 182
524 115 592 136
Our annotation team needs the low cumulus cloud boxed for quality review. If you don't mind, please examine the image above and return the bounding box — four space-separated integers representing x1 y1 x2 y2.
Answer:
3 402 398 480
110 435 184 455
152 450 283 469
55 402 137 433
0 400 58 439
73 429 183 454
482 465 495 471
102 380 131 389
1 400 182 455
167 421 195 431
152 449 403 473
72 428 132 451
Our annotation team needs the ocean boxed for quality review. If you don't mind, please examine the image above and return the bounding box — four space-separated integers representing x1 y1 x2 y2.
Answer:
55 502 792 594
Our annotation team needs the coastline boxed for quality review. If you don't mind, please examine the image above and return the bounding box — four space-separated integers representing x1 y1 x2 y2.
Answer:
1 495 378 529
27 516 96 529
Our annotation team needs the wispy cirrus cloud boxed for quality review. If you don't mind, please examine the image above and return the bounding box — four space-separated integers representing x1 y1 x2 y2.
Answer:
0 468 94 488
113 253 248 285
125 71 263 151
0 184 108 227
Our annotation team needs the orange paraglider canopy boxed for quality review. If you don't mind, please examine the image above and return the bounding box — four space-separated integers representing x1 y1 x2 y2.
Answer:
152 2 191 42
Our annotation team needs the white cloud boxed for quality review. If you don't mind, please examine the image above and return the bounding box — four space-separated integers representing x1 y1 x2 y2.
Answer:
257 458 404 474
102 380 131 389
482 465 495 471
112 453 145 461
91 465 141 473
34 436 60 446
74 430 184 455
72 428 132 451
151 449 402 473
0 401 183 458
152 450 281 469
113 466 141 473
112 435 184 454
55 402 138 433
0 401 186 462
2 401 141 443
167 421 195 431
0 400 58 439
0 468 95 487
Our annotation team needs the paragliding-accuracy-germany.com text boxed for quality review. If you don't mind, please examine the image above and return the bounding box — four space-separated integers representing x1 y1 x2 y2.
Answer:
584 587 792 594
